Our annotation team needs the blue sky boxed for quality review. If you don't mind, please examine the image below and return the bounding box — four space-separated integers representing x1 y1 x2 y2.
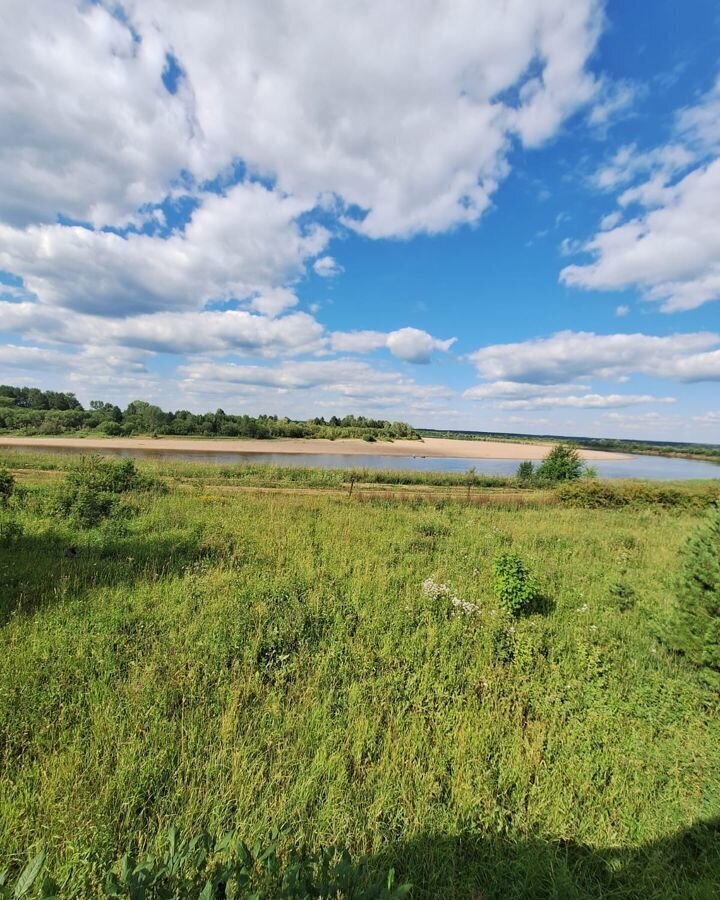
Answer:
1 0 720 440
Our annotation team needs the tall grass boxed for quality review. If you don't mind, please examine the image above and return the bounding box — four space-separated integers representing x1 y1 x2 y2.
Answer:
0 462 718 897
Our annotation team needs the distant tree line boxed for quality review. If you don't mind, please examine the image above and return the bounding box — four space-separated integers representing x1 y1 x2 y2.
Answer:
0 385 419 441
419 427 720 464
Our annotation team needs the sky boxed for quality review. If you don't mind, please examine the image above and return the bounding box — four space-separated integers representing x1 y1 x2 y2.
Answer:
1 0 720 441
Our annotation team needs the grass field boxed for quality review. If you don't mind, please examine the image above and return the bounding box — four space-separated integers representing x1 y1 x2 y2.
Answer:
0 456 719 897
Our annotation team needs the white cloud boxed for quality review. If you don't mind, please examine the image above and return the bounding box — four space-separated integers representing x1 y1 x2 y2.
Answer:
1 0 603 239
588 79 642 128
590 143 694 191
330 327 455 363
566 76 720 312
615 304 630 317
385 328 456 364
676 76 720 153
248 288 299 317
0 182 327 316
562 159 720 311
464 378 674 410
178 358 455 415
313 256 343 278
492 393 673 410
469 330 720 383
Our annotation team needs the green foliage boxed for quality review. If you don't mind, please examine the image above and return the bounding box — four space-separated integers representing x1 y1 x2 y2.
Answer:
0 384 419 441
557 479 720 509
0 850 58 899
666 504 720 682
535 444 584 482
1 455 720 899
49 457 163 528
491 551 538 616
516 460 534 482
0 510 23 547
0 469 14 508
0 830 408 900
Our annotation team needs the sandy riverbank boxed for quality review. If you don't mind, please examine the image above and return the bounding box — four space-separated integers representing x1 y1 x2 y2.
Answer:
0 436 630 460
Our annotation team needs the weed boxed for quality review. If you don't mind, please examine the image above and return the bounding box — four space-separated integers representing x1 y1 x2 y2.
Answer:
492 551 539 616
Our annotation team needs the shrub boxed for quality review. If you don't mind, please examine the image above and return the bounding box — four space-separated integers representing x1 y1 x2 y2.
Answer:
557 480 720 509
0 509 23 547
96 420 123 436
516 460 535 482
0 468 14 505
492 551 538 616
535 443 583 482
666 503 720 684
49 457 163 528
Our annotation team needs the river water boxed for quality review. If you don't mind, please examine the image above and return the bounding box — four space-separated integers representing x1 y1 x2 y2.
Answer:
5 444 720 480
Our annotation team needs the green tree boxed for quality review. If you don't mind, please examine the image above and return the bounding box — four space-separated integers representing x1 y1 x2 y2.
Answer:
535 443 584 482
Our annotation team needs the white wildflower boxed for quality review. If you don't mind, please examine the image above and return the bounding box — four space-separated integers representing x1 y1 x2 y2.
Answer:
451 595 479 616
422 577 450 600
576 603 589 613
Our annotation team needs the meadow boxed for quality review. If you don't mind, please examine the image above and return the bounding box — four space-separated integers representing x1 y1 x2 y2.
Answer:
0 454 718 898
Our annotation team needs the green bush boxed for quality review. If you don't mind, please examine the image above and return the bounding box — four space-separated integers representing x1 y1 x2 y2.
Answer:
492 551 538 616
49 457 163 528
516 460 535 482
0 509 23 547
0 468 13 506
666 504 720 683
0 828 410 900
535 444 583 482
557 480 720 509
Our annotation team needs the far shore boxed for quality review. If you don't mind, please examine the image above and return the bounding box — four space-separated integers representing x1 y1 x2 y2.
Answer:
0 435 631 461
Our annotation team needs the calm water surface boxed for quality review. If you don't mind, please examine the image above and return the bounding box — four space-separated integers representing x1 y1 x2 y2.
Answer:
5 444 720 480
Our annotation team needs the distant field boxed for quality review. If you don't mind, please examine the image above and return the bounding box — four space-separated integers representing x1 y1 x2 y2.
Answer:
1 456 719 898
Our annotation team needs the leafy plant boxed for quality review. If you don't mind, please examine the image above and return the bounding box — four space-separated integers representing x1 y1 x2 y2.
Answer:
516 460 534 482
492 551 538 616
535 444 584 483
666 503 720 684
49 457 164 528
0 469 14 506
0 850 59 899
0 510 23 548
1 829 410 900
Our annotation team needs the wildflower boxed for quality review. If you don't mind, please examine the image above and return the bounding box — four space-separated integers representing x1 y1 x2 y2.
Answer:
576 603 588 613
451 595 479 615
422 577 450 600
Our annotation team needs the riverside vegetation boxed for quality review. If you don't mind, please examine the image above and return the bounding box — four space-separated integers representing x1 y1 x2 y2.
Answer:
0 386 418 442
0 452 719 898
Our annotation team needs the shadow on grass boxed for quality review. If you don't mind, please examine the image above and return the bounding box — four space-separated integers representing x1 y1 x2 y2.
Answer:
365 818 720 899
522 592 556 617
0 525 208 623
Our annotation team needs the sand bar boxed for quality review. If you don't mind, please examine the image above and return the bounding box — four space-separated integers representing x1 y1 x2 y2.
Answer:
0 436 630 460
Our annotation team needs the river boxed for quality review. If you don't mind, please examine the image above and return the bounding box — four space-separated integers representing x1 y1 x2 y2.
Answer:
5 444 719 480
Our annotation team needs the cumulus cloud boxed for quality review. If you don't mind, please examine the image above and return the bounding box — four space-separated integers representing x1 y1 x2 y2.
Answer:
562 159 720 311
313 256 343 278
1 0 603 239
385 328 456 364
468 330 720 383
463 378 673 410
0 182 327 316
330 327 455 363
179 358 455 413
565 76 720 312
